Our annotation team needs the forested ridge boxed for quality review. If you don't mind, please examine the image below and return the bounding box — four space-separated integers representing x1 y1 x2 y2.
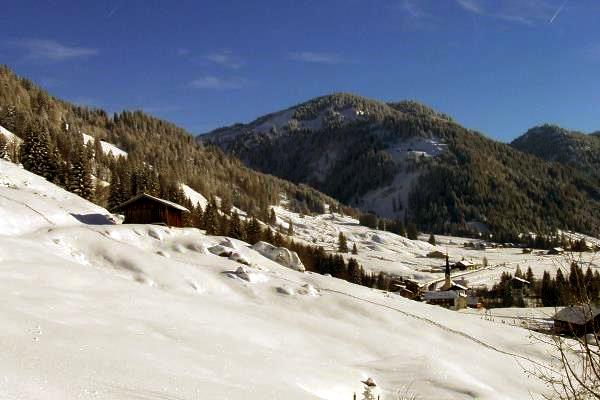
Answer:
0 66 347 219
511 124 600 181
203 93 600 238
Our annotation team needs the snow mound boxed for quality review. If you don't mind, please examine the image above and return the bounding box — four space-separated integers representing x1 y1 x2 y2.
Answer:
251 241 305 272
229 265 269 283
209 244 234 257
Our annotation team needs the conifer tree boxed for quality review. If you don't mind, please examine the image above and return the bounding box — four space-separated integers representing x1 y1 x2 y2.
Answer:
352 243 358 255
203 197 219 235
541 271 553 306
338 232 348 253
218 213 230 236
502 281 514 307
515 265 523 279
191 204 204 229
406 223 418 240
269 208 277 225
20 121 51 178
108 174 124 210
287 219 294 236
428 233 436 245
347 258 362 284
245 217 262 244
228 211 245 241
68 142 95 201
220 194 232 216
526 266 534 285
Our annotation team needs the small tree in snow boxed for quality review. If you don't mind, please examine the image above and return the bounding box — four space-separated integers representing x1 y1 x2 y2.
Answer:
352 243 358 255
338 232 348 253
406 223 418 240
428 233 436 245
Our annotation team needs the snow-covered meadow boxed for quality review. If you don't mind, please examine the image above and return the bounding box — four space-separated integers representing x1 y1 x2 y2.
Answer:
0 159 573 399
270 206 600 289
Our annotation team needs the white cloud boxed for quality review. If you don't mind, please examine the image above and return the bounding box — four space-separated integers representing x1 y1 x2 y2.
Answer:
13 39 98 62
457 0 484 15
288 51 345 64
400 0 426 19
456 0 557 25
205 50 244 69
190 76 247 90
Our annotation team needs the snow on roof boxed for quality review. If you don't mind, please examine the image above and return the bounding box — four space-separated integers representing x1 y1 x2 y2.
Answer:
116 193 189 212
449 282 469 291
456 260 475 266
554 305 600 325
511 277 530 285
424 290 466 300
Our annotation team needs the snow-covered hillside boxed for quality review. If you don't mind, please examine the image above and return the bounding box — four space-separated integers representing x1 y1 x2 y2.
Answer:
271 205 600 288
0 124 20 142
82 133 128 158
0 159 562 399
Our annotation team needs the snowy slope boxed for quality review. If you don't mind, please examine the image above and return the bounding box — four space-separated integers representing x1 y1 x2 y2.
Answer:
0 160 113 235
0 159 562 399
82 133 128 158
271 205 600 287
181 183 208 209
0 124 22 144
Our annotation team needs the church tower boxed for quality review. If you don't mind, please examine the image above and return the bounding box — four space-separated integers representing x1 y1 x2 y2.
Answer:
441 252 452 291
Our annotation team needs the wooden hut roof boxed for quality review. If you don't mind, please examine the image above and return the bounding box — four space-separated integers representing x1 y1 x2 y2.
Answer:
115 193 189 212
554 305 600 325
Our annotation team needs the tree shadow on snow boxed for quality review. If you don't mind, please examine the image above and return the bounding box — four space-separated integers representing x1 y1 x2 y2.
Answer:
70 213 115 225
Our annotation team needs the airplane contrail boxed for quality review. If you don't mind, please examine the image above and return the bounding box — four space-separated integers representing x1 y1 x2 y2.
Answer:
107 4 121 18
549 0 569 24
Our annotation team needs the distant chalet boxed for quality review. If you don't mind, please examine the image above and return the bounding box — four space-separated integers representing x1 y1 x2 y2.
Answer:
554 305 600 336
115 193 189 227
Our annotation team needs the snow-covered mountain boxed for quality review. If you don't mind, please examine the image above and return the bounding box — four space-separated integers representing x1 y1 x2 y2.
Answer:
0 158 559 399
199 93 600 238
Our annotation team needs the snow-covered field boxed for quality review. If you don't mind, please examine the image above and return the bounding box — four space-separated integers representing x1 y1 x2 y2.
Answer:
0 158 567 399
272 206 600 288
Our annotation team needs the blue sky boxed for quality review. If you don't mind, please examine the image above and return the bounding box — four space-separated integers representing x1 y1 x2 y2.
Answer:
2 0 600 141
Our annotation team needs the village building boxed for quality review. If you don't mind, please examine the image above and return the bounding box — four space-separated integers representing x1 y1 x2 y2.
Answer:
554 305 600 336
426 250 446 259
548 247 565 255
424 255 468 310
424 290 467 309
391 277 421 300
453 259 476 271
114 193 189 227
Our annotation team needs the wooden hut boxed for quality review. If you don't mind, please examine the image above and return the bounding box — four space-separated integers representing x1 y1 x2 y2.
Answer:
115 193 189 227
554 305 600 336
